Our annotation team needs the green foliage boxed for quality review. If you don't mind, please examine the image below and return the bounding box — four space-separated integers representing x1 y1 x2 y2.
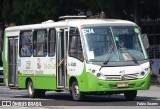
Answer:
10 0 87 25
0 0 160 25
0 0 3 19
1 0 13 22
79 0 125 18
12 0 52 24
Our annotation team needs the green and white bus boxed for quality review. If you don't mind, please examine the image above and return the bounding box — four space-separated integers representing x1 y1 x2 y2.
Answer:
3 16 151 101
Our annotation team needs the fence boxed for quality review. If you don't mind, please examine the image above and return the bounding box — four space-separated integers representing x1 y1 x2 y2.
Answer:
147 44 160 59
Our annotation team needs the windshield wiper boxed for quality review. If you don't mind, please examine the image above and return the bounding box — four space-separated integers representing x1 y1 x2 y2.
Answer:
119 43 139 64
103 44 114 65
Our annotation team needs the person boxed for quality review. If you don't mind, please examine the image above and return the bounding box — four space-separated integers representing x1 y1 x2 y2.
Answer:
34 47 37 56
26 45 32 55
37 46 45 56
33 40 37 56
21 45 27 56
23 35 31 44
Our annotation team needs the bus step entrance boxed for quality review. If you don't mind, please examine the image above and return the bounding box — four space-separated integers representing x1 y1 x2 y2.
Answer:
9 84 19 89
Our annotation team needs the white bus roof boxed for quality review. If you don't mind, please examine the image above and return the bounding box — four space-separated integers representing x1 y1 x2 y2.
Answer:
67 19 136 27
59 15 87 19
5 19 136 32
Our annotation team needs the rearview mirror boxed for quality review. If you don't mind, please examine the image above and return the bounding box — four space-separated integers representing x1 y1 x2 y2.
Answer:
141 33 149 49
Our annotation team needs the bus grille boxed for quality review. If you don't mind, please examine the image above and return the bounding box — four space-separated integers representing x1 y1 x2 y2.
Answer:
104 73 139 80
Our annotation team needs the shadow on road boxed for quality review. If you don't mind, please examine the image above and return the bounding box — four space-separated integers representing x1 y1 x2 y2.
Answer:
0 88 157 106
13 92 157 102
12 92 157 102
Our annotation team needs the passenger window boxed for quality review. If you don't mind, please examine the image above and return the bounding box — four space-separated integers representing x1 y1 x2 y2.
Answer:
48 29 56 56
20 31 32 56
69 27 84 61
33 30 47 57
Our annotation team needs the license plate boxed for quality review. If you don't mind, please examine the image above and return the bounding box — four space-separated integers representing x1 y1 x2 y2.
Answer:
117 83 128 88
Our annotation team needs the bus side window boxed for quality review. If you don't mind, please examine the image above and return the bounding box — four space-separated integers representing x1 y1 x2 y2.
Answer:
20 31 32 57
69 36 77 57
33 30 47 57
69 27 84 61
48 29 56 56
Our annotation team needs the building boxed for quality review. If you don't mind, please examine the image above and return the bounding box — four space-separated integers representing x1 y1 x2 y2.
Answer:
141 18 160 59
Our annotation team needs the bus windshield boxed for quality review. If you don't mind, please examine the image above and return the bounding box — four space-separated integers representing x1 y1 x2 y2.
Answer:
82 26 148 62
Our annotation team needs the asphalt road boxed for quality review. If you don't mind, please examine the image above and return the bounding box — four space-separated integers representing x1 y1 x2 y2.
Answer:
0 85 160 109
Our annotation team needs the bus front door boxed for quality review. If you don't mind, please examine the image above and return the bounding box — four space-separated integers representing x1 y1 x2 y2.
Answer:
8 37 18 87
56 29 68 88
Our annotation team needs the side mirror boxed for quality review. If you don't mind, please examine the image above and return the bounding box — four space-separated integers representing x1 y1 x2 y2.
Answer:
141 33 149 49
150 59 153 65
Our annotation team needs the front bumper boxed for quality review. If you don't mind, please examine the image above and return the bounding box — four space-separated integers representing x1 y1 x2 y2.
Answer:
79 71 151 92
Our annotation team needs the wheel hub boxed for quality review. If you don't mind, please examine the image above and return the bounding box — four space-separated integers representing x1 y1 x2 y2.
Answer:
74 85 79 96
28 83 33 95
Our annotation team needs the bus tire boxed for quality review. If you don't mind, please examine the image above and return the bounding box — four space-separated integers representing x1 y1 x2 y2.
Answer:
27 80 38 98
71 81 85 101
124 90 137 101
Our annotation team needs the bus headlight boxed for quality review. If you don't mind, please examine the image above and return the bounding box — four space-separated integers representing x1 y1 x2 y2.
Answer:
139 67 150 78
141 71 145 76
95 72 106 80
96 73 101 77
92 70 96 73
88 68 106 80
144 68 150 72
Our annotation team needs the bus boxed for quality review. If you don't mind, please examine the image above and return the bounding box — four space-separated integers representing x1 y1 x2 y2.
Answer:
3 16 151 101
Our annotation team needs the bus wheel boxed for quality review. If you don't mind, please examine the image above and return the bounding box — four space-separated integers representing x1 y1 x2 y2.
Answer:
124 90 137 101
27 80 38 98
71 81 85 101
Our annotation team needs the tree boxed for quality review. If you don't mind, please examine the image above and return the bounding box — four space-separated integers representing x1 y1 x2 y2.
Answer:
1 0 160 25
12 0 49 24
10 0 87 25
1 0 14 25
79 0 125 18
0 0 4 20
